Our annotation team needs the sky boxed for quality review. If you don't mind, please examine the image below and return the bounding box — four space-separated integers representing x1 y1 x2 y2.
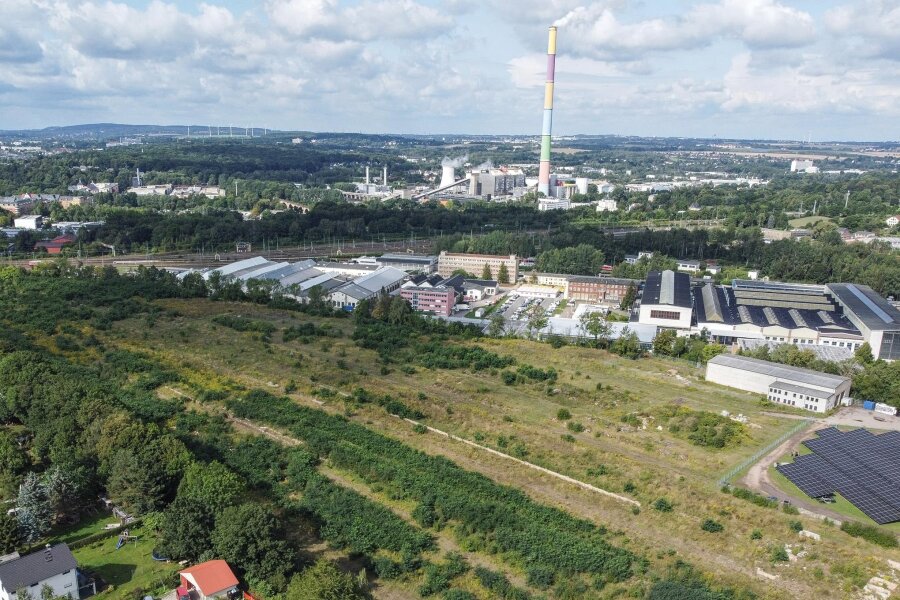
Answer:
1 0 899 140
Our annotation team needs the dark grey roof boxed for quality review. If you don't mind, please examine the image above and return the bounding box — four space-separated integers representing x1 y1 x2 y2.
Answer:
0 544 77 592
568 276 637 286
827 283 900 331
462 279 497 288
643 270 692 308
377 254 436 264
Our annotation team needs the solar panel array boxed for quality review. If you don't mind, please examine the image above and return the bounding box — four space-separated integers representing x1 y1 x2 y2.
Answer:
777 427 900 524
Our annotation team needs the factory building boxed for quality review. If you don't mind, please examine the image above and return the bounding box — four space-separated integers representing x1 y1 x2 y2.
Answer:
467 168 526 198
375 253 437 273
636 270 693 329
827 283 900 361
437 251 518 281
328 267 407 310
705 354 851 413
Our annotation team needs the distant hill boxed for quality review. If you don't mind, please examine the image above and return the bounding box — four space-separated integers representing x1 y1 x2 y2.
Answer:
0 123 283 141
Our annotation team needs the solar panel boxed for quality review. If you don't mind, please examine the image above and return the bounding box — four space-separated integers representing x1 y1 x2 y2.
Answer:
776 428 900 524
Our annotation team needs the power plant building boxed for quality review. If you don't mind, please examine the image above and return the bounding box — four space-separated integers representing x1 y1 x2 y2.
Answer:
468 168 526 198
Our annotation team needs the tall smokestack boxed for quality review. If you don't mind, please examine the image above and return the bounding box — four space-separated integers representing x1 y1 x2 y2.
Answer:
538 25 557 198
383 165 388 185
366 166 370 185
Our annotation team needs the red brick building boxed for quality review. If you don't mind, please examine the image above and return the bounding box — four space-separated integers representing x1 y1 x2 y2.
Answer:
566 276 637 304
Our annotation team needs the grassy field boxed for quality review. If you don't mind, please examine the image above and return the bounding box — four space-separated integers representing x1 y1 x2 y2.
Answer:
95 299 900 599
788 215 832 228
63 523 179 599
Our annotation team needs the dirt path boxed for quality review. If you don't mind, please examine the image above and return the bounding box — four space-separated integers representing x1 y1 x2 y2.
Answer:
739 422 848 523
226 411 530 589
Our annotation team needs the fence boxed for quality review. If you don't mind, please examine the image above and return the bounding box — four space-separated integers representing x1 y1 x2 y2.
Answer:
718 418 813 488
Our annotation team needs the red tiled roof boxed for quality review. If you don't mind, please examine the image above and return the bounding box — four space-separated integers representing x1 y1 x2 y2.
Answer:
180 560 239 596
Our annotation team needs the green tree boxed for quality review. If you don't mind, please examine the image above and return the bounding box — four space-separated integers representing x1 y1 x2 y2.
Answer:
0 512 22 554
855 342 874 365
159 497 214 562
578 310 611 345
16 472 52 542
387 296 412 324
286 559 371 600
212 503 295 586
106 450 165 515
177 461 244 516
700 343 726 363
481 264 493 280
652 329 677 356
525 304 548 339
497 263 509 284
620 284 637 310
488 313 505 337
610 329 642 360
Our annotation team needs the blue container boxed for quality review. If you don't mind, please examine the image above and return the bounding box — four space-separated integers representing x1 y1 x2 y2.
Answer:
863 400 876 410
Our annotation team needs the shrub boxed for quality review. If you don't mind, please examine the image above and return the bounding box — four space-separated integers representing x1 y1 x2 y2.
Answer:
750 529 762 540
782 503 799 515
789 521 803 533
623 482 636 493
442 591 476 600
653 498 674 513
770 546 789 562
556 408 572 421
501 371 518 386
840 521 898 548
701 519 723 533
567 421 585 433
526 565 555 589
413 424 428 434
560 434 576 443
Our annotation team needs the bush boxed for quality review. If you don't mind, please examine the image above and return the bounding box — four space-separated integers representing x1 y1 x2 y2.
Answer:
526 565 555 589
789 520 803 533
782 503 799 515
840 521 898 548
560 434 576 443
556 408 572 420
566 421 585 433
727 486 777 509
442 591 476 600
653 498 674 513
413 424 428 434
700 519 723 533
501 371 518 386
770 546 789 562
750 529 762 540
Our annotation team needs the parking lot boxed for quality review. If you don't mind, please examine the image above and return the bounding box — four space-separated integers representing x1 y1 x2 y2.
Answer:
497 293 560 322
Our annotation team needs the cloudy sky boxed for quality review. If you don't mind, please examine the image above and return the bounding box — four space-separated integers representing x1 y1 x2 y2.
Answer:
1 0 899 140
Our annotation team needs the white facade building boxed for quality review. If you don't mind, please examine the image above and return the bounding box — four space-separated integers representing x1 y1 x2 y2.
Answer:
0 545 80 600
12 215 42 230
595 198 618 212
706 354 851 413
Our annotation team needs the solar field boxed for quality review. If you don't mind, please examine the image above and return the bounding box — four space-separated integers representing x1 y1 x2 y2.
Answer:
777 427 900 524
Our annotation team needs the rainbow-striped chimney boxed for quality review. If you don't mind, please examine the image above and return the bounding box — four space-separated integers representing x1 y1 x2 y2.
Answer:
538 25 557 197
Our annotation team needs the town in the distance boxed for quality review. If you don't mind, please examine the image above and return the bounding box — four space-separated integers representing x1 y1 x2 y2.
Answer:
2 7 900 600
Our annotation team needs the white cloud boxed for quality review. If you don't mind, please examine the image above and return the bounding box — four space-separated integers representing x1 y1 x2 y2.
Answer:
824 1 900 61
555 0 815 61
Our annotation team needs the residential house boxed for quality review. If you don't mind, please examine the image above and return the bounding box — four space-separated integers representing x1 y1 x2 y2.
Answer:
886 215 900 228
462 279 497 302
178 560 240 600
0 544 80 600
676 259 702 273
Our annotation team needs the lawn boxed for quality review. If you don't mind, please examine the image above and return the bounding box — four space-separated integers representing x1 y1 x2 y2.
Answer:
48 512 120 546
72 524 179 598
789 215 832 228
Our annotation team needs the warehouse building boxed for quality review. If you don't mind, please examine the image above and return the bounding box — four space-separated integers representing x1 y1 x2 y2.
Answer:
705 354 851 413
375 253 437 273
637 270 693 329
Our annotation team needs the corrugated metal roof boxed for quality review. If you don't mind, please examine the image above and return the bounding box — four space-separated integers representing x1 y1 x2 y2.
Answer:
708 354 849 389
828 283 900 331
643 270 692 308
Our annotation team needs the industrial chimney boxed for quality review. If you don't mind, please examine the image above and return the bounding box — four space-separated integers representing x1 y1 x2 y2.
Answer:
440 164 456 188
365 166 370 186
538 26 557 198
383 165 388 185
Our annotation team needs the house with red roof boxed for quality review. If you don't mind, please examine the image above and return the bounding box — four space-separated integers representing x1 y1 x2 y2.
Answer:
178 560 240 600
35 234 76 255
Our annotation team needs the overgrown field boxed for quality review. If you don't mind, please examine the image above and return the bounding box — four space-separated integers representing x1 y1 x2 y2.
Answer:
98 297 900 599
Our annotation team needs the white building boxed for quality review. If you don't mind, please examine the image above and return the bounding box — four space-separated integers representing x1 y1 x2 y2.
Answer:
0 544 80 600
637 270 693 329
790 159 816 172
328 266 407 310
705 354 851 413
676 259 702 273
595 198 618 212
13 215 42 230
886 215 899 227
538 198 571 211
